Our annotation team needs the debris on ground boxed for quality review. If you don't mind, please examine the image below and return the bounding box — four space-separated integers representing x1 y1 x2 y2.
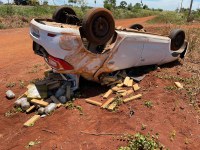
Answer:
12 69 144 125
24 115 40 127
13 70 78 127
85 72 143 111
6 90 15 99
174 82 184 89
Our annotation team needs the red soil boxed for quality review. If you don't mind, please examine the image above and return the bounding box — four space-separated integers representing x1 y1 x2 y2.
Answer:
0 17 199 150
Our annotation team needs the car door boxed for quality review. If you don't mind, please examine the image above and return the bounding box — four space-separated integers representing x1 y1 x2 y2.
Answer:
140 36 170 66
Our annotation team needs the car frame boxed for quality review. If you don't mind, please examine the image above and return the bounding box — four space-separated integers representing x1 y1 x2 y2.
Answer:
30 7 188 88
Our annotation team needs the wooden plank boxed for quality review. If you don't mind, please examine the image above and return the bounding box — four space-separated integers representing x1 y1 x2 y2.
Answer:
107 102 117 110
107 80 122 86
117 90 127 93
24 115 40 127
119 89 133 97
123 94 142 103
126 89 134 96
17 91 28 100
30 99 49 107
103 89 113 99
117 83 124 87
128 79 134 87
101 98 115 109
44 69 52 77
85 99 102 106
111 86 122 92
133 84 140 91
174 82 183 89
123 77 130 87
26 105 36 113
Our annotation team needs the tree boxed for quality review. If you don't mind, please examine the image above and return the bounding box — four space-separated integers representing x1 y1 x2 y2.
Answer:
119 1 127 9
103 0 116 10
187 0 193 21
43 0 48 5
133 3 142 9
143 4 149 9
127 3 133 10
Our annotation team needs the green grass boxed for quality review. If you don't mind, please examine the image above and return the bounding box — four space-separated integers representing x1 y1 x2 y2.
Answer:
119 133 165 150
0 5 160 29
148 11 186 24
113 8 160 19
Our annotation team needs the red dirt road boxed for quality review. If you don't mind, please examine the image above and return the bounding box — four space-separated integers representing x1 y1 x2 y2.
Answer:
0 17 200 150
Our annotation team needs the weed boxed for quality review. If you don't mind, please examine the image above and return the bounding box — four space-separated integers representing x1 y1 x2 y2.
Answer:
65 101 83 115
5 107 23 117
19 80 25 88
141 124 147 130
119 133 165 150
25 140 41 149
169 130 176 141
164 86 177 91
144 101 153 108
6 82 16 88
0 23 5 29
148 11 186 24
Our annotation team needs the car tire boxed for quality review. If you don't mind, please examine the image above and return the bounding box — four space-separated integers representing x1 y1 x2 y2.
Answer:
129 24 144 30
52 7 76 23
82 8 115 45
169 29 185 51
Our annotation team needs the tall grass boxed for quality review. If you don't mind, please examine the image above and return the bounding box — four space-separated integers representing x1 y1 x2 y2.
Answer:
148 11 186 24
113 9 160 19
0 5 56 18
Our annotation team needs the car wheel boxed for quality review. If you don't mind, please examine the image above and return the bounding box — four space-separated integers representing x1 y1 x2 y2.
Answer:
169 29 185 51
129 24 144 30
52 7 76 23
82 8 115 45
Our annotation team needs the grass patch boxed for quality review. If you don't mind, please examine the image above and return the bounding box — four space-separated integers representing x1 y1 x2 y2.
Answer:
144 101 153 108
148 11 186 24
113 9 159 19
119 133 165 150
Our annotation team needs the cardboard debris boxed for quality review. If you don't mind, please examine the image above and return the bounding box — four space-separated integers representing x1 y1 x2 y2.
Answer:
133 84 141 91
30 99 49 107
27 84 41 99
174 82 183 89
103 89 113 99
24 115 40 127
102 98 115 108
123 94 142 103
85 99 102 106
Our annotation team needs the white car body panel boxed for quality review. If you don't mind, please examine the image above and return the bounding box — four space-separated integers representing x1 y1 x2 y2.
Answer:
30 19 188 82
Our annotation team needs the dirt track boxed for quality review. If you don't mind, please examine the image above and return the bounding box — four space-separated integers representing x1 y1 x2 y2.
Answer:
0 17 200 150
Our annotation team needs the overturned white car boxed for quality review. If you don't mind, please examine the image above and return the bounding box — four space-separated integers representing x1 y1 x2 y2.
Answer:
30 7 188 85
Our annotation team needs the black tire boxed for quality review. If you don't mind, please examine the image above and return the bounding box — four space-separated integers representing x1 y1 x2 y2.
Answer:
82 8 115 45
169 29 185 51
129 24 144 30
52 7 76 23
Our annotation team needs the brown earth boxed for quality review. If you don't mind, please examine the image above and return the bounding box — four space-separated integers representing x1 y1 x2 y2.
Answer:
0 17 200 150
